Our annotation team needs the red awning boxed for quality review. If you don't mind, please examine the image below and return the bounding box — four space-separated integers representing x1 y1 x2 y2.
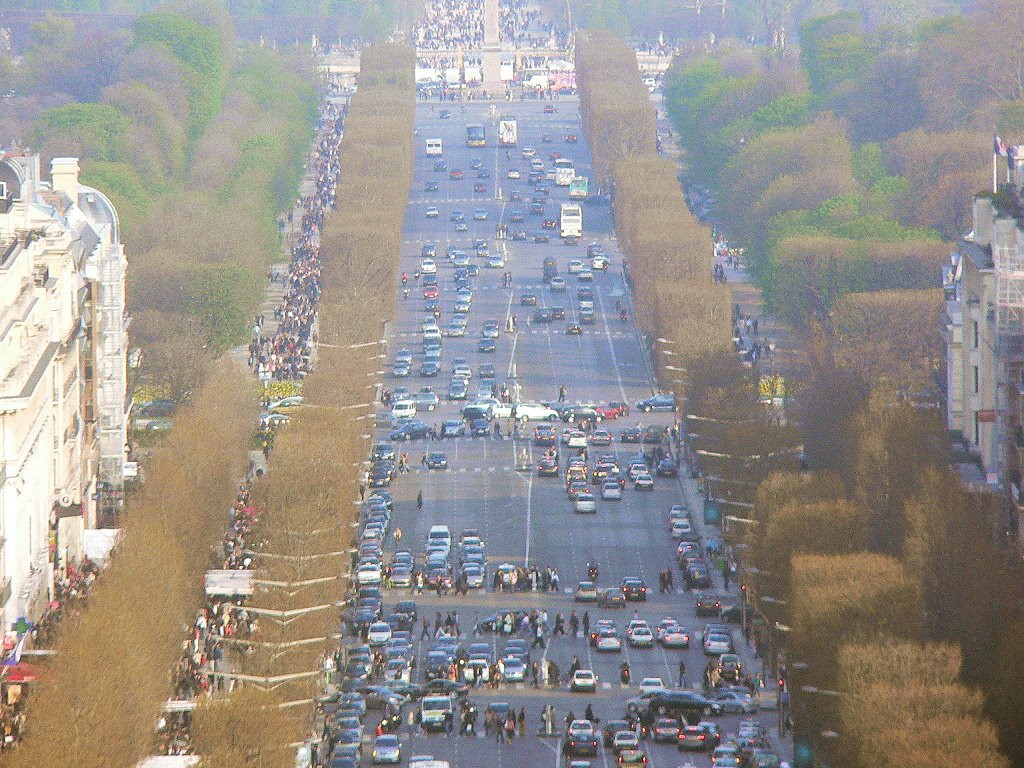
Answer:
3 662 39 683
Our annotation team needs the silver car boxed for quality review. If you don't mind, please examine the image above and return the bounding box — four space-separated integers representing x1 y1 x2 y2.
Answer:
372 734 401 764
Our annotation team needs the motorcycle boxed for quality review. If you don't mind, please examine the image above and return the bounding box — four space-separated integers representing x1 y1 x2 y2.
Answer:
619 310 628 323
588 563 599 581
620 662 631 685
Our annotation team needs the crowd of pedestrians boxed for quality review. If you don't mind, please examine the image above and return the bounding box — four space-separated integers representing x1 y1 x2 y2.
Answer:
153 88 350 757
413 0 566 51
248 87 348 385
414 0 484 49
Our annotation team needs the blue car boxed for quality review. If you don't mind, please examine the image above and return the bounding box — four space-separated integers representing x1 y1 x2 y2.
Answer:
636 393 676 413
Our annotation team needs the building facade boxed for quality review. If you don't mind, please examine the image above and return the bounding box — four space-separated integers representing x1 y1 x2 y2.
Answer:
0 152 127 630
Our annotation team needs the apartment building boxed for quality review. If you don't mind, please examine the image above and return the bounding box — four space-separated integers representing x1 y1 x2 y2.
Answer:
0 152 127 629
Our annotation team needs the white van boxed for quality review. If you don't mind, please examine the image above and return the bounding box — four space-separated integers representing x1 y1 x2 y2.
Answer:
391 400 417 420
428 524 452 549
426 138 443 157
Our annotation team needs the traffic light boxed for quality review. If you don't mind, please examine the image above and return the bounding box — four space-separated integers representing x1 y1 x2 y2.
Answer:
740 583 747 602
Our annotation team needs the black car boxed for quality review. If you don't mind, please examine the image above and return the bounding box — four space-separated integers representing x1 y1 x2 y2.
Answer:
461 404 489 421
620 426 643 443
470 418 490 436
368 467 392 488
534 232 550 243
371 442 395 462
694 594 721 617
533 308 553 323
565 727 600 757
643 426 668 444
521 293 538 306
550 306 566 319
439 109 450 119
389 420 430 441
636 692 720 726
425 180 439 192
567 323 582 335
656 457 679 477
686 560 713 589
426 451 448 469
621 577 647 601
637 393 676 412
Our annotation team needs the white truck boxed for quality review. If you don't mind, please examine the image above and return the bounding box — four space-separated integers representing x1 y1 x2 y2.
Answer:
498 117 518 146
425 138 443 157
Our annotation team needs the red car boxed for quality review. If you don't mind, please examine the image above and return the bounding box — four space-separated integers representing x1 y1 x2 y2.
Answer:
565 134 578 143
473 182 487 193
423 285 439 299
549 151 561 161
596 402 630 420
542 219 558 230
543 104 557 114
449 169 464 179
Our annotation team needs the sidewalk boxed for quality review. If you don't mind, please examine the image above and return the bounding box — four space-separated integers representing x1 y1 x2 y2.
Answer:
654 94 794 762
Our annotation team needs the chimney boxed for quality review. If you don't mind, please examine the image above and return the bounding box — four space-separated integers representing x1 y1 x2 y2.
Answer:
50 157 80 196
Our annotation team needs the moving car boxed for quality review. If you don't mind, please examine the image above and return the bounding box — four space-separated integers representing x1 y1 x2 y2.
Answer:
571 669 597 692
636 393 676 412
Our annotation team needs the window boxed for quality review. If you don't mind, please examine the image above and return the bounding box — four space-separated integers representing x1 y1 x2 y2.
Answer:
974 366 980 394
973 320 980 349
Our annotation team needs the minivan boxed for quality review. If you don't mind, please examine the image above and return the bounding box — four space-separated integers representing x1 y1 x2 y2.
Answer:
391 400 416 420
428 524 452 549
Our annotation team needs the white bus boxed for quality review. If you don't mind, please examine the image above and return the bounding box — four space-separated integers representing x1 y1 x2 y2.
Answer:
498 117 518 146
554 158 575 186
560 203 582 239
425 138 443 156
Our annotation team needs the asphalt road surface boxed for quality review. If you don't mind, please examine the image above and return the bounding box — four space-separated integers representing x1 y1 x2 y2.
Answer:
357 95 784 768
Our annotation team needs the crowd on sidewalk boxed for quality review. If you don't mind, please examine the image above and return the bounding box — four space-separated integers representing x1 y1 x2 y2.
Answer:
247 87 348 385
153 88 349 757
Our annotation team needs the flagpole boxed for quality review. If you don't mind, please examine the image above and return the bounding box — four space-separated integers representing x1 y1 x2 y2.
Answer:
994 150 998 194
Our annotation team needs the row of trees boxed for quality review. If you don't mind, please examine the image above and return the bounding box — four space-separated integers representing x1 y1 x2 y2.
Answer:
576 30 732 369
5 362 256 767
183 44 417 760
738 385 1024 766
661 3 1024 392
1 3 318 398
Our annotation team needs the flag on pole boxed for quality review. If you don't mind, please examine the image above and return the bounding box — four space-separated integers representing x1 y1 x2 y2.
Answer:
995 133 1009 157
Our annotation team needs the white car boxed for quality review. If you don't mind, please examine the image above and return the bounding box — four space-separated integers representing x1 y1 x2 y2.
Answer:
357 563 382 586
514 402 559 421
507 169 521 179
638 677 666 695
574 493 597 513
612 731 640 751
462 658 490 682
628 463 648 480
601 481 622 500
703 633 732 655
566 430 587 448
628 626 654 648
568 259 585 274
634 473 654 490
425 205 440 218
595 630 622 652
571 669 598 692
500 657 527 681
592 255 609 270
671 520 693 539
420 257 437 274
391 400 417 420
521 147 537 158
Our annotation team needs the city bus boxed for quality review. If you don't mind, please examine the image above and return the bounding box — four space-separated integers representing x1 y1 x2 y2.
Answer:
560 203 582 239
554 158 575 186
569 176 589 200
466 124 486 147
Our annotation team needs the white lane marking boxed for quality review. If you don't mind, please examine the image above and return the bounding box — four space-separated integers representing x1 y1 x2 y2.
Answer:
595 281 630 403
523 470 534 567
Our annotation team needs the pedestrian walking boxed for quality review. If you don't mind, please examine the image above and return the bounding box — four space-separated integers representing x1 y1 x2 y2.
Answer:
417 491 423 510
678 659 687 688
